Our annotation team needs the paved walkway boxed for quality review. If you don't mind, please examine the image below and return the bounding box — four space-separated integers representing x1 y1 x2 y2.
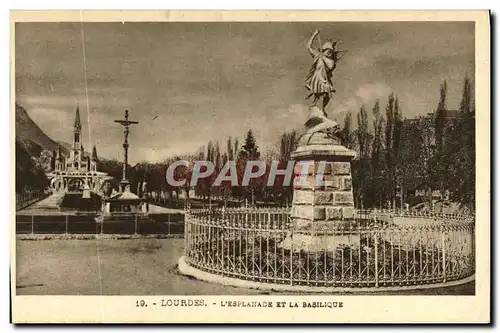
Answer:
20 192 66 215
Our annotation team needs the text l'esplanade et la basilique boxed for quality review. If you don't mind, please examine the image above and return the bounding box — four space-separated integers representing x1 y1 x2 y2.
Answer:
139 299 344 309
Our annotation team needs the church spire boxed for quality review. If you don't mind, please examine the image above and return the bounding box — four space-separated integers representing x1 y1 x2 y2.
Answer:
56 143 63 160
73 104 82 151
92 145 98 161
74 104 81 130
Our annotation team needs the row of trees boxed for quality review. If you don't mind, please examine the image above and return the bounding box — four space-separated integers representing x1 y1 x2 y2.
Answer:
85 77 477 211
119 130 297 207
347 93 406 208
345 77 475 210
191 130 298 206
434 78 475 207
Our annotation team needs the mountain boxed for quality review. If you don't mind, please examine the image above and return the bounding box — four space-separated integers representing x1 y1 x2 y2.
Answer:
15 136 49 192
15 103 69 191
15 103 68 157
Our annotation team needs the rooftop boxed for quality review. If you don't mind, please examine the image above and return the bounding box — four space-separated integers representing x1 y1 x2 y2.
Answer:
107 188 145 202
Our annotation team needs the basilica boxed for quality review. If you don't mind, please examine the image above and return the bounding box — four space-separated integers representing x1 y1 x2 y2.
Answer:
48 106 111 195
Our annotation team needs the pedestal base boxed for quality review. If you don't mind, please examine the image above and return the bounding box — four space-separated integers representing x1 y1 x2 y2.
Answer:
288 134 358 253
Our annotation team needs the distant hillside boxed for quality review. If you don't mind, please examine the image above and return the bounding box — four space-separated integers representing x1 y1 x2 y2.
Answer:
15 136 48 191
15 103 66 191
57 141 72 153
15 103 69 157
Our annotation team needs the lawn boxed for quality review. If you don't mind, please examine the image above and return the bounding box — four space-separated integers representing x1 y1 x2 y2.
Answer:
15 238 474 295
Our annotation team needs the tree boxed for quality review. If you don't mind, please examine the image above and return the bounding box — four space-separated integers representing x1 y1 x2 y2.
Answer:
212 141 222 200
220 137 234 206
233 138 240 159
371 99 385 207
443 77 475 208
385 93 395 177
419 117 436 206
383 93 403 207
371 99 384 171
432 80 448 196
205 141 215 205
277 130 298 206
339 112 353 148
237 129 262 206
399 115 435 209
238 129 260 160
435 80 448 152
354 104 372 208
226 137 234 161
99 159 123 188
279 130 297 162
357 105 371 160
393 98 403 168
194 146 207 200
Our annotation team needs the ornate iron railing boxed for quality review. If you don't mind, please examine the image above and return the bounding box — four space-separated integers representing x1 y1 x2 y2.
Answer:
184 208 475 288
357 208 473 221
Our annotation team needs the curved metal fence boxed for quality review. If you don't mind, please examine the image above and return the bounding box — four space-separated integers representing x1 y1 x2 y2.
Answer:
184 208 475 288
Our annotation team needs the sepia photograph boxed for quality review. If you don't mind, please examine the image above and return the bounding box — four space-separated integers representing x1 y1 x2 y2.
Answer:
10 10 490 323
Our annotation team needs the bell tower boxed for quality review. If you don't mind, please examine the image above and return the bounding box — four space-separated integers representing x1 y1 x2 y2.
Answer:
71 105 83 169
73 105 82 151
91 145 98 172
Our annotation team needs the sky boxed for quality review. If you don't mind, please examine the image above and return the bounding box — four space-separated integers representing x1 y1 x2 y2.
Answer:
15 21 474 164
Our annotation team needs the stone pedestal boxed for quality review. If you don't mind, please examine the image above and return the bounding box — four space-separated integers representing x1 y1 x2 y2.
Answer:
280 127 357 252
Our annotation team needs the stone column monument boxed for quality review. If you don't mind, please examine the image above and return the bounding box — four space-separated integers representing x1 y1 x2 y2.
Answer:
280 29 356 252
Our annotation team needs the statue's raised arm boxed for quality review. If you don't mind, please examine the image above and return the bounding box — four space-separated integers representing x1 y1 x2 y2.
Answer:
307 29 320 57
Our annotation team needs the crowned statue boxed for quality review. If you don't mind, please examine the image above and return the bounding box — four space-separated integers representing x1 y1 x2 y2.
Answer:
303 29 347 141
282 29 357 254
